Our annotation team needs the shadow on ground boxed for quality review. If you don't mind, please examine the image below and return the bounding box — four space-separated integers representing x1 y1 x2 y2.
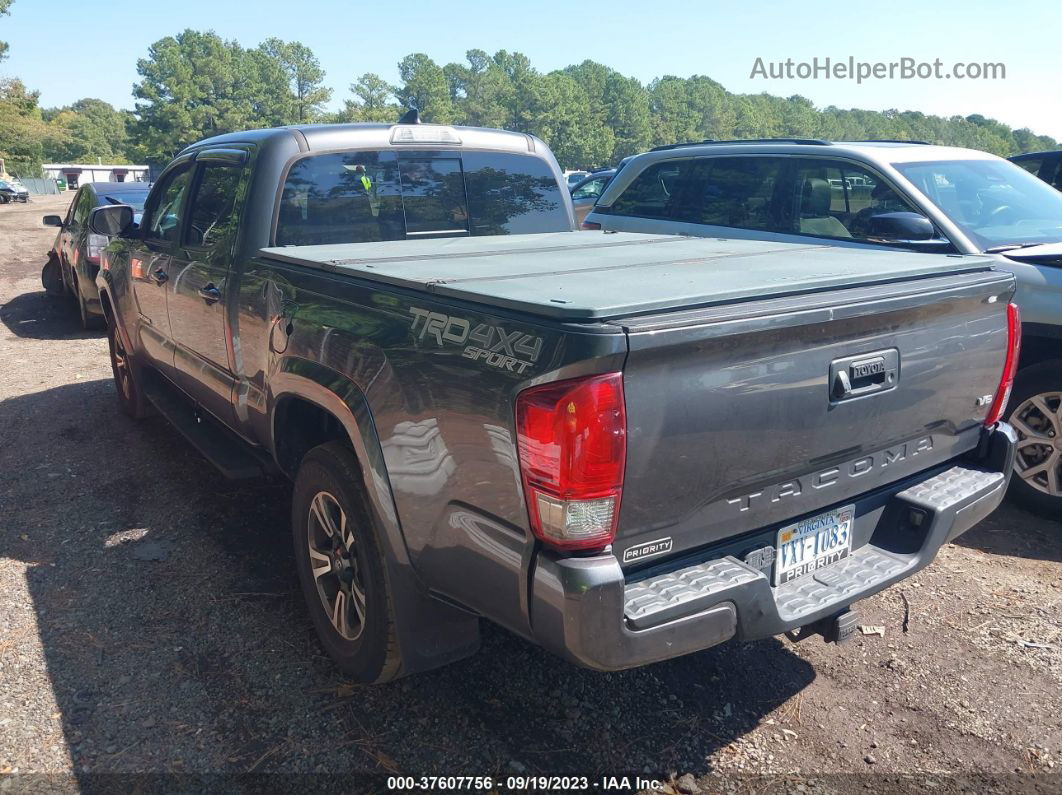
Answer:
955 500 1062 564
0 373 816 783
0 288 101 340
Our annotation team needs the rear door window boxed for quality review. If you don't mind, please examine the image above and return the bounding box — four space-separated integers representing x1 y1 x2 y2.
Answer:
275 150 570 246
184 164 245 256
143 166 193 244
684 156 782 228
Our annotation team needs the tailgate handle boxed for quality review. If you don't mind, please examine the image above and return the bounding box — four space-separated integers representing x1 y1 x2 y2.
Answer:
830 349 899 402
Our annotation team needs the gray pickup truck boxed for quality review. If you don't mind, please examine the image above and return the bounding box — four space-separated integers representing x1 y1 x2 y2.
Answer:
92 122 1020 683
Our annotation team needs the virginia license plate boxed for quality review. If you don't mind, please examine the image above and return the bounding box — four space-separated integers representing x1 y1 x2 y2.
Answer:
774 505 855 586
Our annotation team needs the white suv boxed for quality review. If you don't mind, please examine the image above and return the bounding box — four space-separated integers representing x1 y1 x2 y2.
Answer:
585 140 1062 515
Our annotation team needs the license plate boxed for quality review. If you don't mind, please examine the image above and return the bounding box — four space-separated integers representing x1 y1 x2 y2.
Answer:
774 505 855 586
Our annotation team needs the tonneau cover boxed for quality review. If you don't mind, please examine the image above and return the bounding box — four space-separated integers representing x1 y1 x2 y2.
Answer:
260 232 994 320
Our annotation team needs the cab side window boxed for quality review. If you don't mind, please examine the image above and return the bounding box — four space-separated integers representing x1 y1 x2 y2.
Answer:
184 164 244 257
143 167 193 244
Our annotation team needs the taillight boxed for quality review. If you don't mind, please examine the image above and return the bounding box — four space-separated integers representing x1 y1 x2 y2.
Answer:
87 233 108 265
985 302 1021 426
515 373 626 551
580 221 601 230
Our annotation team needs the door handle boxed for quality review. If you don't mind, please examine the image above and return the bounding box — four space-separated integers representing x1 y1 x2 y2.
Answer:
198 284 221 304
150 267 169 285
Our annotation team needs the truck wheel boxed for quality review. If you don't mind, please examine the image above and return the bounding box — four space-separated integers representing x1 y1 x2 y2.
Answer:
1006 362 1062 517
292 442 402 683
107 318 150 419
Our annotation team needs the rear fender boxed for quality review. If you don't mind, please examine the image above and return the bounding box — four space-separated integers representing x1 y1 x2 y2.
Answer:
269 357 480 676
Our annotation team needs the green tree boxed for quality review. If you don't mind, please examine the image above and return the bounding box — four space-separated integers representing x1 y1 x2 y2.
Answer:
525 71 613 169
342 73 398 122
0 77 48 174
259 38 332 122
43 98 131 163
565 61 652 161
443 49 513 129
0 0 14 63
602 72 652 159
132 30 265 164
395 53 454 122
244 46 299 127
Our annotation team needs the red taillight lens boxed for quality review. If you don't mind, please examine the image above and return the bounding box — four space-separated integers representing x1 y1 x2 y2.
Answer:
87 233 107 265
580 221 601 230
985 302 1021 426
515 373 626 550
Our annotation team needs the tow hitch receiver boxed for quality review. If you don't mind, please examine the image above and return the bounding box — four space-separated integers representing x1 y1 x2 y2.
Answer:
786 609 860 645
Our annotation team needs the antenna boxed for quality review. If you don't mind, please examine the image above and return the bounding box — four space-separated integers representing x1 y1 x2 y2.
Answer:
398 108 421 125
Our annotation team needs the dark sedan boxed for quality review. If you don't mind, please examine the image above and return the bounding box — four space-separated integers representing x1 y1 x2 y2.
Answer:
0 177 30 203
43 181 151 329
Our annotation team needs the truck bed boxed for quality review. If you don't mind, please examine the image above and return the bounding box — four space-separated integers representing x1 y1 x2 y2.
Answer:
260 232 994 320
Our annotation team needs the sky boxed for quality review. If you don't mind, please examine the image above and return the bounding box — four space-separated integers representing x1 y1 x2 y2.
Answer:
3 0 1060 139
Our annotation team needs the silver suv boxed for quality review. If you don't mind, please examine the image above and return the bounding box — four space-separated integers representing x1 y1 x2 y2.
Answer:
585 139 1062 515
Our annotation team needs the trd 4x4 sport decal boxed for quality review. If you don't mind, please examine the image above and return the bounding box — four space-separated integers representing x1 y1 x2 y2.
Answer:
408 307 544 374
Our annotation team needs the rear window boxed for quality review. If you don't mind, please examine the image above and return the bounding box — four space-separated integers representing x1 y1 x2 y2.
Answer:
100 192 148 212
275 150 569 246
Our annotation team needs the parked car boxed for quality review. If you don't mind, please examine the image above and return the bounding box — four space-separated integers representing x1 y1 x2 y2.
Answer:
42 181 151 329
586 140 1062 515
0 177 29 203
570 169 616 225
1009 150 1062 192
564 170 590 186
91 121 1016 682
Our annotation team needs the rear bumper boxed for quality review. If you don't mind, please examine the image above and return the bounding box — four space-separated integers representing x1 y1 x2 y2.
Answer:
528 423 1015 671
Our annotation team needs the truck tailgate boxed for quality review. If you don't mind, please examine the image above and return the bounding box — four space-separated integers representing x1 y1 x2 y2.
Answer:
612 268 1015 567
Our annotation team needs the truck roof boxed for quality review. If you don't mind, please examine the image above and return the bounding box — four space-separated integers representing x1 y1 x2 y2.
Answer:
260 232 996 321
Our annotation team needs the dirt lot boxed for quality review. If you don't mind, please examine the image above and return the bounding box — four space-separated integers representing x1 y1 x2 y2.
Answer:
1 194 1060 793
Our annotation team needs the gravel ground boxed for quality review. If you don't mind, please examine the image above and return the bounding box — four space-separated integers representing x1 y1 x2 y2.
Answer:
1 195 1060 794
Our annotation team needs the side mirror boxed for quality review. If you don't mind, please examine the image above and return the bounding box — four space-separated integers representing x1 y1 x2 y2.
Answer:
42 215 63 227
89 204 135 238
868 211 936 242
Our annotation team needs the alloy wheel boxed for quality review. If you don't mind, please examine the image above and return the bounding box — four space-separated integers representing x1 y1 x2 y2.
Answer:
306 491 367 641
1010 392 1062 497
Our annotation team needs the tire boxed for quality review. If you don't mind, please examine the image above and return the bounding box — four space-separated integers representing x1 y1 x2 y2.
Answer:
41 255 64 297
107 317 151 419
1005 361 1062 517
292 441 402 683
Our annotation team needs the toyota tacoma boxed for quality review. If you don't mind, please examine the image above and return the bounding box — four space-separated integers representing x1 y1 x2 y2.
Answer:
91 121 1019 682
